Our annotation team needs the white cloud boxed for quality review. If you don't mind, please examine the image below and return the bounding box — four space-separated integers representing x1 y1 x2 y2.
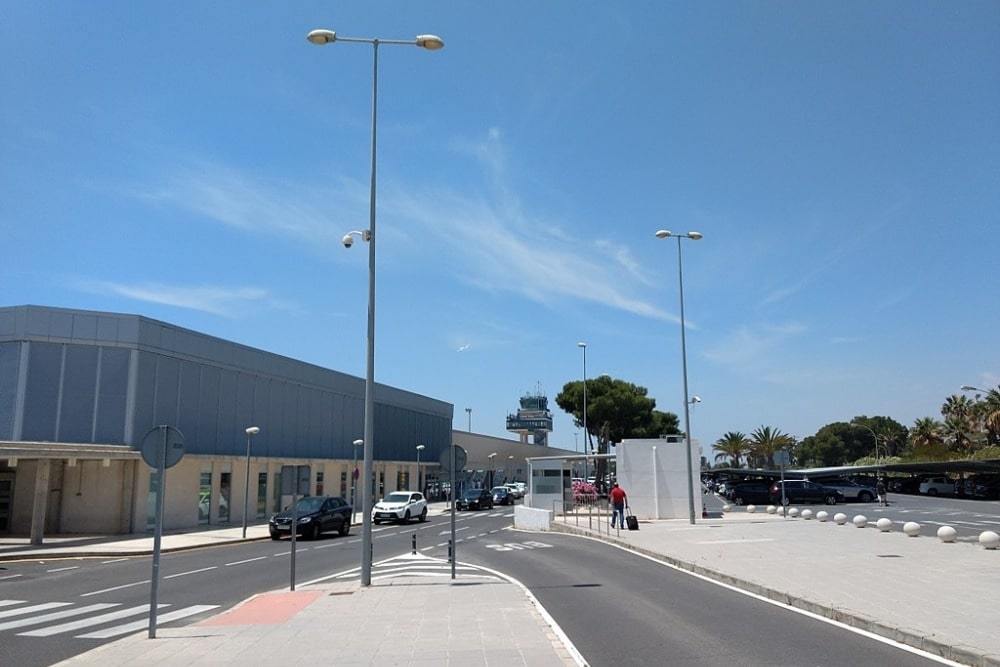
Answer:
80 280 291 317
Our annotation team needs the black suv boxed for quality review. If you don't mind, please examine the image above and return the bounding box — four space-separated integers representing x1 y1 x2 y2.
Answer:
725 482 772 506
456 488 494 511
268 495 352 540
769 480 844 506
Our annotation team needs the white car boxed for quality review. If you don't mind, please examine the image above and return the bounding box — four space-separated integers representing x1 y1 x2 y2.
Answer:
505 483 525 499
918 477 955 496
372 491 428 524
812 478 877 502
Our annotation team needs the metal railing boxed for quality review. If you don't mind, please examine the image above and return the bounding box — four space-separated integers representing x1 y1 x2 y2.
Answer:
552 495 622 536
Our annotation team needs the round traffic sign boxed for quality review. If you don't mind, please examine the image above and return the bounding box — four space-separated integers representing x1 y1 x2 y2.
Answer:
439 444 467 472
141 425 185 469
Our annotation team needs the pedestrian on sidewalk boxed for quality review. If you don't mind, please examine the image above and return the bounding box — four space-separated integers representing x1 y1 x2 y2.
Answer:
609 482 628 529
876 478 887 507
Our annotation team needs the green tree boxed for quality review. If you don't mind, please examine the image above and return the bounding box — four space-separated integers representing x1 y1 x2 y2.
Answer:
796 428 849 467
747 426 796 468
712 431 750 468
908 417 949 460
555 375 680 482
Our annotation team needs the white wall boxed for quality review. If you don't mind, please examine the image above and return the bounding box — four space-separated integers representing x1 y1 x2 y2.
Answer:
617 438 699 520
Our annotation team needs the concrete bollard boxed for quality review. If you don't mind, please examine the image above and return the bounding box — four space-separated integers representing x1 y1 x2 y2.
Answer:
801 509 813 520
876 517 893 532
767 505 778 514
853 515 868 528
722 504 732 513
834 512 848 525
979 530 1000 550
816 510 829 522
937 526 957 543
903 521 921 537
746 504 757 513
788 507 799 518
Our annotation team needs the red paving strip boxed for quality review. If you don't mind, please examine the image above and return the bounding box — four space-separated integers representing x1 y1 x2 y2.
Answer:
198 590 325 626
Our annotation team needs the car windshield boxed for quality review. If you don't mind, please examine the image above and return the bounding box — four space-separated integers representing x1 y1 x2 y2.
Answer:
463 489 482 499
384 493 410 503
295 497 324 512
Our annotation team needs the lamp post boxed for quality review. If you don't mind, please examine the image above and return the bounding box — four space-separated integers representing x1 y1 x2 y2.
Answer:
508 455 514 483
655 229 702 525
416 444 425 493
351 439 363 524
961 384 993 395
578 342 588 481
308 27 443 588
851 422 882 469
242 426 260 539
466 407 472 432
488 452 497 489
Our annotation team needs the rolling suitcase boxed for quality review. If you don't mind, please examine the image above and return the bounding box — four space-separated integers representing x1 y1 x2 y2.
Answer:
625 506 639 531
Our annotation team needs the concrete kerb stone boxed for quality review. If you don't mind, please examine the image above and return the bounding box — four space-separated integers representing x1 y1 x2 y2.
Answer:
547 520 993 666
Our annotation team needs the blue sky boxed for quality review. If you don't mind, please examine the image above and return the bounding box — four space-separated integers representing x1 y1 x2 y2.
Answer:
3 2 998 457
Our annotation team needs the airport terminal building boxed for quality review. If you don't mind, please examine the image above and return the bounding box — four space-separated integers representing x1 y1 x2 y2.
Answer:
0 305 454 539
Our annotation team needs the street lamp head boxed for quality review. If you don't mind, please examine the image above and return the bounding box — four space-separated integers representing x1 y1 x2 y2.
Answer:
306 29 337 45
690 396 701 403
416 34 445 50
577 341 587 348
655 229 703 241
489 452 497 459
415 444 425 451
353 439 364 447
245 426 260 436
654 229 672 239
687 231 703 240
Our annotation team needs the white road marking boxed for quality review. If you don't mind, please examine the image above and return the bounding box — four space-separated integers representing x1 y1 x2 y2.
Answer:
0 603 118 631
164 566 217 579
81 580 150 597
77 605 218 639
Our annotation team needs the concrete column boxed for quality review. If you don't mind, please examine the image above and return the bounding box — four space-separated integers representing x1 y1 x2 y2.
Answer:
30 459 51 546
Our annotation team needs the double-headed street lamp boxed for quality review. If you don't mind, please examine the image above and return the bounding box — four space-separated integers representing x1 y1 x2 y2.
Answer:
851 422 882 470
655 229 702 525
242 426 260 539
307 27 443 588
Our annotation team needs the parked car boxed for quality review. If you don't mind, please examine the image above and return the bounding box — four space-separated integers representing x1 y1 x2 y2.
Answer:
491 486 514 506
504 483 525 499
456 488 494 511
972 478 1000 500
268 495 352 540
725 482 772 506
812 478 877 503
888 476 923 494
918 477 955 496
372 491 428 524
769 480 844 505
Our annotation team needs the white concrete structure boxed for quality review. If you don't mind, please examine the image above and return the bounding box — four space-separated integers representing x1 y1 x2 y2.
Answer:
615 437 698 520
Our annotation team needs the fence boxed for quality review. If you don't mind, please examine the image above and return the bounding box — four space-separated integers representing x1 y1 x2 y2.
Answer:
551 495 626 537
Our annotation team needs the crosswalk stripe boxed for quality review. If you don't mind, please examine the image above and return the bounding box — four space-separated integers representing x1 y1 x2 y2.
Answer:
0 602 72 620
77 605 219 639
0 603 119 632
20 604 159 637
0 600 27 609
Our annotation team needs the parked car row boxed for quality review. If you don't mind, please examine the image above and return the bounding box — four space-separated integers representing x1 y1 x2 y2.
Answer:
883 474 1000 499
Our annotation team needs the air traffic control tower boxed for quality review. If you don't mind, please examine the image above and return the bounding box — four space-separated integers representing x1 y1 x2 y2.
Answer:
506 392 553 446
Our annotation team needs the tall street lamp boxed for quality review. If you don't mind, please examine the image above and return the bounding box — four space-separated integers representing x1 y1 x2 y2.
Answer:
578 342 588 480
655 229 703 525
508 455 514 483
466 407 472 432
242 426 260 539
961 384 993 395
851 422 881 469
307 27 443 588
488 452 497 489
415 444 425 493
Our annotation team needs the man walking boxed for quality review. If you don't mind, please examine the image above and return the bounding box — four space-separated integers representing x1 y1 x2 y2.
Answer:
609 482 627 529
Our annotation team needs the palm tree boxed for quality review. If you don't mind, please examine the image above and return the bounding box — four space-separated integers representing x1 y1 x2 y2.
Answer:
910 417 943 450
748 426 795 468
712 431 750 468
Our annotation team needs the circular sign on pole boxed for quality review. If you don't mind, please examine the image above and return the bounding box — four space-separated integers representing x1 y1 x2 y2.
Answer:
772 449 790 467
439 445 467 472
141 425 185 469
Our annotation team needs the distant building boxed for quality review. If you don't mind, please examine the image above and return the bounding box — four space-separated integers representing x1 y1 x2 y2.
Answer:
505 392 553 446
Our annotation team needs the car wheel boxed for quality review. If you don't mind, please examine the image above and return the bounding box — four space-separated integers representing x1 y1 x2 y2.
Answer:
927 488 939 496
373 519 380 525
270 532 281 541
825 495 838 505
419 508 428 522
403 510 411 524
338 520 350 536
307 524 320 540
858 491 873 503
733 496 745 506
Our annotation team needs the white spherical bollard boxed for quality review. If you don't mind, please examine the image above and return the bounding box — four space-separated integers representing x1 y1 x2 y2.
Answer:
816 511 829 522
853 515 868 528
787 507 799 517
746 504 757 513
937 526 957 543
903 521 921 537
801 509 813 520
722 504 732 513
979 531 1000 550
876 517 893 532
767 505 777 514
834 512 848 525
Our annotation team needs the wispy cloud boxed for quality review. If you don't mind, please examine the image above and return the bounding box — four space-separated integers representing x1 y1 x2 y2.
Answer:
703 321 809 378
79 280 292 317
